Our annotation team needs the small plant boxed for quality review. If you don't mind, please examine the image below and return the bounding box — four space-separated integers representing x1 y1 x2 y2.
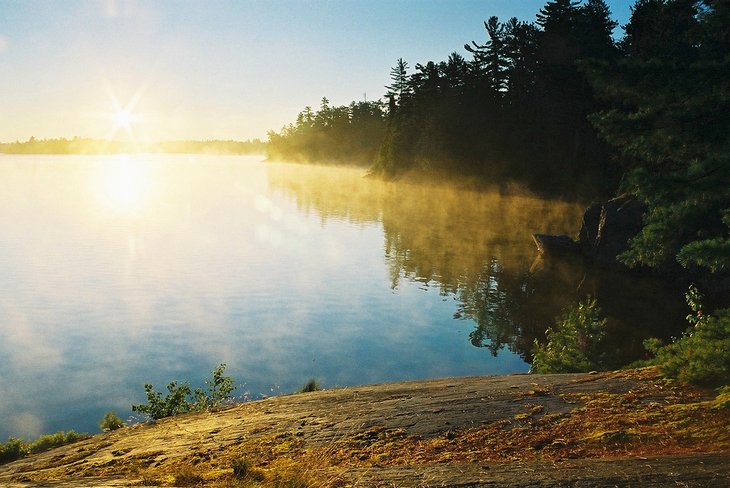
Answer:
132 381 193 420
192 363 237 411
531 297 608 374
644 286 730 387
28 431 82 454
0 438 24 464
99 411 125 431
131 364 238 420
684 284 708 327
298 378 321 393
1 431 86 465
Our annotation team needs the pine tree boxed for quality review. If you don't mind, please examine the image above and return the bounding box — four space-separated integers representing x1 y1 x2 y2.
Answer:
465 16 509 94
385 58 411 108
586 0 730 272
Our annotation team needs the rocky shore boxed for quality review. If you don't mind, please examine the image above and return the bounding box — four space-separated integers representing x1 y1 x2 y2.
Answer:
1 368 728 487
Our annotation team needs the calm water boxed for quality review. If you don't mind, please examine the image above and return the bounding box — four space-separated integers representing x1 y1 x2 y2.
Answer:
0 154 686 440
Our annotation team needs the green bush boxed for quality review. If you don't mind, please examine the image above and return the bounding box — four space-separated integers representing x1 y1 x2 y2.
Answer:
297 378 321 393
0 438 24 464
28 431 81 454
99 411 125 431
1 431 85 465
192 363 237 411
645 286 730 387
531 297 608 374
131 364 237 420
132 381 192 420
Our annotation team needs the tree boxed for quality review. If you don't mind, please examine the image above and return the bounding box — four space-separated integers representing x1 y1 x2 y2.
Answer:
577 0 619 60
385 58 411 109
410 60 441 101
586 0 730 272
620 0 698 59
465 16 508 94
502 17 539 97
439 52 470 93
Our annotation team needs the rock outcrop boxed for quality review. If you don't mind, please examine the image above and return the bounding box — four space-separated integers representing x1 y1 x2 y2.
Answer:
577 194 646 266
534 194 645 269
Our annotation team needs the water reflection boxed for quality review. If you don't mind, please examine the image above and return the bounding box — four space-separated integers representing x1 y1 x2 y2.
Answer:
1 155 529 439
267 163 688 363
0 156 690 440
94 155 155 214
458 254 686 366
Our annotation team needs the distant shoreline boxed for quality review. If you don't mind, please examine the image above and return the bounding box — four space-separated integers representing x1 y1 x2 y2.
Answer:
0 137 266 156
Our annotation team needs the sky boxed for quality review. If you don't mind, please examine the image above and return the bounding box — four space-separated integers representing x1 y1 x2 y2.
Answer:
0 0 633 142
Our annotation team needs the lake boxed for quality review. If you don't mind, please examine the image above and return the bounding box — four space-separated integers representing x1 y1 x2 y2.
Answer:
0 154 687 440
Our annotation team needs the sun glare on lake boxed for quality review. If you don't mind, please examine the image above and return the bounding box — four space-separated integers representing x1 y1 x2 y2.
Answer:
94 156 154 214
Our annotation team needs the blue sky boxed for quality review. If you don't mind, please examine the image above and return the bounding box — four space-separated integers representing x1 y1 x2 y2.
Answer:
0 1 633 142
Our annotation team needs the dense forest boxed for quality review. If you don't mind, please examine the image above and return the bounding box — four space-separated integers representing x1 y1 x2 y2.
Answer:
268 0 729 278
0 137 266 155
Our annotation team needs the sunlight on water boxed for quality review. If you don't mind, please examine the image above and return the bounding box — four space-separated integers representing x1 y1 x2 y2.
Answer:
0 155 685 440
93 155 154 214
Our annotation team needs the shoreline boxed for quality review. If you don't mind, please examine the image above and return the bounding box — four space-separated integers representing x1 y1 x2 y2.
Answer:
1 368 728 487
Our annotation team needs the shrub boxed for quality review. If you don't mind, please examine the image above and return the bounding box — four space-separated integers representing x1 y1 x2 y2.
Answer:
0 438 24 464
132 381 193 420
28 431 82 454
298 378 321 393
531 297 608 374
0 431 86 465
131 364 237 420
645 286 730 387
192 363 237 411
99 411 125 431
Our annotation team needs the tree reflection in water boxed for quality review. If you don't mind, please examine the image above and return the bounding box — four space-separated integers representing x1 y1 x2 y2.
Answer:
267 163 688 365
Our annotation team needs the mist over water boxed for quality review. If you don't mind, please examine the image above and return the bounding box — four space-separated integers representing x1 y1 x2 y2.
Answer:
0 155 686 440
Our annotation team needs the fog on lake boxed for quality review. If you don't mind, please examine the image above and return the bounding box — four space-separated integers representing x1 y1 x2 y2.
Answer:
0 154 685 439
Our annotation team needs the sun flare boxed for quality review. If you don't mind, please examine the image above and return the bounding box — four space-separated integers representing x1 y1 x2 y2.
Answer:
113 108 140 132
102 81 147 140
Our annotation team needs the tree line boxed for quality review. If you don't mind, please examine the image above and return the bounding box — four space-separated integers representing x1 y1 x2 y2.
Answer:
268 0 729 277
0 137 266 155
268 0 621 195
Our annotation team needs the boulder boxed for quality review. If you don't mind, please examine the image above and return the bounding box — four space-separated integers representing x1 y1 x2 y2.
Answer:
533 194 646 268
578 194 646 267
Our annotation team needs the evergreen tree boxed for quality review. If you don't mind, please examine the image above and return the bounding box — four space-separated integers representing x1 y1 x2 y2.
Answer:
586 0 730 272
385 58 411 109
502 18 539 97
465 16 508 94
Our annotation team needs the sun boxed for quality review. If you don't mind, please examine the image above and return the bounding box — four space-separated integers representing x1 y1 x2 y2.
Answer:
102 81 147 140
113 108 139 132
